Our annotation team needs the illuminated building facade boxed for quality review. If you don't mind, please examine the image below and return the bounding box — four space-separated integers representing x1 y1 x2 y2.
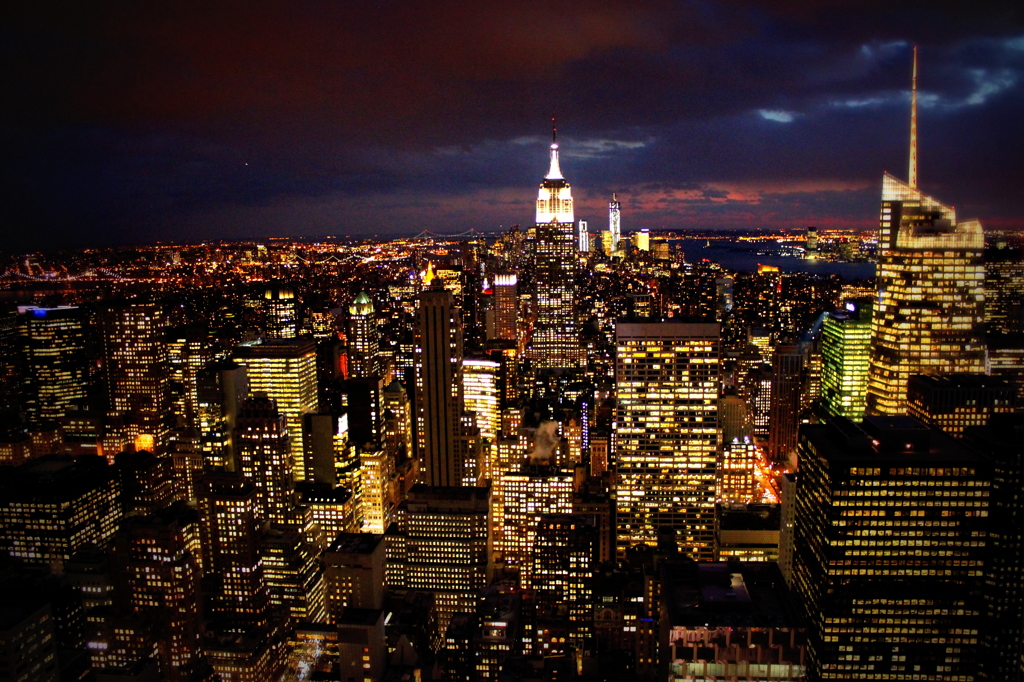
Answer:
793 416 989 680
262 282 297 339
167 327 215 435
323 532 385 620
767 344 804 462
101 303 172 453
577 219 589 253
463 357 499 445
16 306 88 426
716 436 759 504
528 133 584 369
261 510 326 624
358 446 395 534
492 273 519 344
235 395 293 525
609 193 621 256
347 291 382 378
821 300 873 421
388 485 491 633
983 245 1024 334
867 57 985 414
867 173 986 415
614 322 719 559
415 286 466 486
234 337 318 481
906 373 1015 437
531 513 597 648
634 228 650 252
0 454 121 573
498 463 573 587
196 474 269 634
113 505 203 681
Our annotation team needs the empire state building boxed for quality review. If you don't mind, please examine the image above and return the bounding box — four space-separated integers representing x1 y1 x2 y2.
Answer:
528 130 584 368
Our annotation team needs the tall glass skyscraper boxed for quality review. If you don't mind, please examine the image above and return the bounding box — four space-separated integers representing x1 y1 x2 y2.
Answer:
821 300 873 421
614 321 720 559
867 52 986 415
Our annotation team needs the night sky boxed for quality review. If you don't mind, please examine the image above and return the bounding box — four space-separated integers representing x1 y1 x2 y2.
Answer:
4 1 1023 250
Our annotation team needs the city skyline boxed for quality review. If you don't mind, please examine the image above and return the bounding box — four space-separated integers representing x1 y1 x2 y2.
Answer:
3 3 1023 251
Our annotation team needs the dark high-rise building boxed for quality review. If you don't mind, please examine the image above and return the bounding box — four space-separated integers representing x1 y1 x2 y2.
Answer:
0 454 121 573
196 474 269 634
793 416 989 680
415 285 466 487
962 414 1024 682
907 373 1015 437
983 245 1024 335
531 513 597 649
15 306 89 427
614 322 719 559
101 303 173 453
528 131 584 369
114 449 175 515
112 504 204 681
767 344 804 462
867 51 986 415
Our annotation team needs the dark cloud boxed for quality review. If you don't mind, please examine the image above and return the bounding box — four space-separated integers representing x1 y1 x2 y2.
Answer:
1 1 1022 250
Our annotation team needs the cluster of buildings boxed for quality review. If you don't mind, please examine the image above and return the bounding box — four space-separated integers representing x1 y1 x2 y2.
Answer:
1 57 1024 682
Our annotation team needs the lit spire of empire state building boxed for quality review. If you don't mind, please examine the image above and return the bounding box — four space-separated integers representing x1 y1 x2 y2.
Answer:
866 47 986 415
528 124 584 369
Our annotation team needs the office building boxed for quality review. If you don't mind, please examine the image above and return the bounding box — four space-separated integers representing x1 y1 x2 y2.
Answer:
498 463 574 587
906 373 1015 437
196 474 269 633
235 395 293 525
821 300 873 421
577 219 589 253
714 502 780 562
101 303 173 453
112 504 204 681
261 511 327 624
528 132 584 368
415 285 467 486
531 513 597 648
0 599 59 682
614 322 719 559
716 436 759 505
491 273 519 344
963 414 1024 682
234 337 318 481
323 532 385 620
767 344 804 462
347 291 382 378
388 485 491 633
262 282 298 340
15 306 88 427
867 52 986 415
463 357 500 445
793 416 989 680
983 245 1024 334
166 326 215 431
0 454 121 573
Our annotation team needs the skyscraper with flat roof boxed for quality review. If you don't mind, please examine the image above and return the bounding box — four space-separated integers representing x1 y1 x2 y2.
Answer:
234 337 318 481
821 300 872 421
16 306 88 427
793 416 989 680
614 321 719 559
101 303 172 453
